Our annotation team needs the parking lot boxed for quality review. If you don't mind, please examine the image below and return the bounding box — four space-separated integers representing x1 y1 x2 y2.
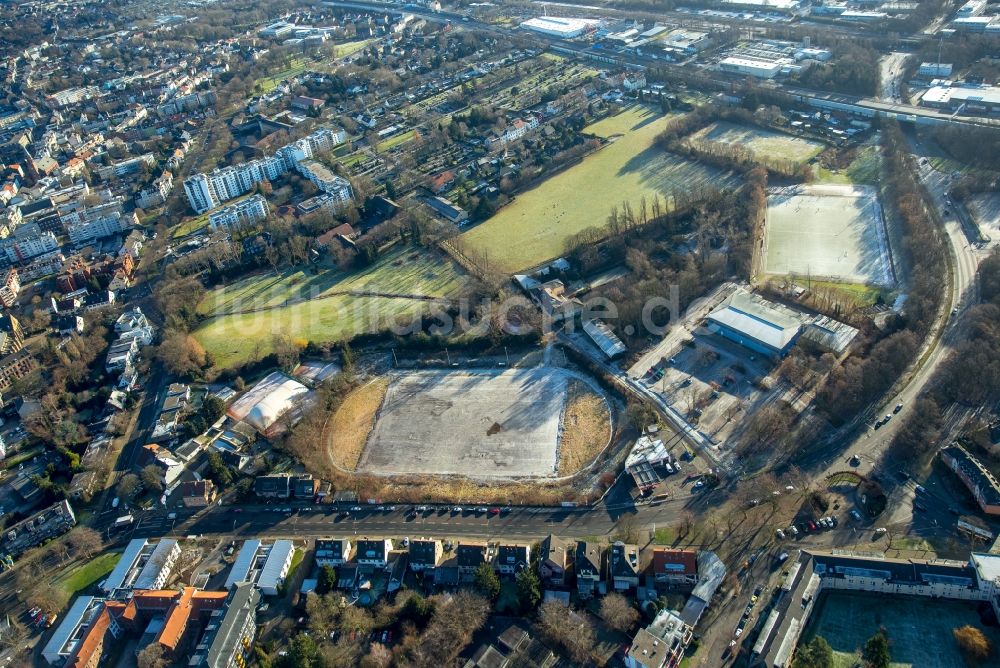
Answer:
632 332 777 448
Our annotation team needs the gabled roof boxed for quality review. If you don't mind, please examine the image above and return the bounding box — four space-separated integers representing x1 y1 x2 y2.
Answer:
575 541 602 576
496 544 530 569
457 543 487 568
409 539 440 566
609 542 639 579
356 538 391 560
708 289 807 353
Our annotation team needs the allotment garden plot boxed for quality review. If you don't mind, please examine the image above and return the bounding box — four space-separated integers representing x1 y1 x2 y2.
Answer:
688 120 824 166
763 184 894 286
357 368 605 478
456 105 738 273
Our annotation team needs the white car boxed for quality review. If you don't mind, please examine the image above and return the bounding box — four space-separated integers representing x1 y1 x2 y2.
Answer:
775 529 785 540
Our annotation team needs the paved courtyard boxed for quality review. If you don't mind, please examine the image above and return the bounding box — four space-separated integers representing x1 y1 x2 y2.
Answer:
358 368 568 478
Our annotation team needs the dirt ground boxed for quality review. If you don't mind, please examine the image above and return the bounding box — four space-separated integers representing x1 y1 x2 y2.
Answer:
326 377 390 471
557 380 613 475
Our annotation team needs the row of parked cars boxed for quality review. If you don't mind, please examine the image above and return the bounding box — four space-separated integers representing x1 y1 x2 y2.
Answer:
26 606 57 630
776 515 838 540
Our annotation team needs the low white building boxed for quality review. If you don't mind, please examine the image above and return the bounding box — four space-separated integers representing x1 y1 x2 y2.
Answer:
101 538 181 594
719 57 782 79
115 307 156 346
225 539 296 595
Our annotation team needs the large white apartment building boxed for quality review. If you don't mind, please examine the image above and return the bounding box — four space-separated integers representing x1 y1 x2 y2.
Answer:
67 211 136 244
296 160 353 203
208 195 270 233
183 127 347 213
3 228 59 263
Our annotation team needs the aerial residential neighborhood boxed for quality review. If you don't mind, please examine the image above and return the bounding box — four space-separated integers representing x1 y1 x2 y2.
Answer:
1 0 1000 666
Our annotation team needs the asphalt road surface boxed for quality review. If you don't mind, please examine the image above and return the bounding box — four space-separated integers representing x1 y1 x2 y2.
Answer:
135 489 716 543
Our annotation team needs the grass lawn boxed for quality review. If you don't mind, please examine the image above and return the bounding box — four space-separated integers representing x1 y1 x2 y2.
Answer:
815 145 880 185
172 214 209 239
334 39 373 59
807 280 888 308
688 121 824 166
557 380 612 475
653 527 676 544
458 105 737 272
378 129 415 152
56 552 119 596
325 377 390 471
193 245 466 368
496 581 520 614
255 57 308 94
2 446 43 470
803 591 1000 668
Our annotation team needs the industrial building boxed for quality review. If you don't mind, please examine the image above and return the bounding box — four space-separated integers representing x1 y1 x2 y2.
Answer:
921 84 1000 116
707 288 857 358
519 16 598 38
718 57 783 79
707 290 807 357
583 319 628 360
917 62 953 77
225 539 296 595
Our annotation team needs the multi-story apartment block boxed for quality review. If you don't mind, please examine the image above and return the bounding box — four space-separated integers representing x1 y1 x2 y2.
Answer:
0 267 20 308
183 173 219 214
2 227 58 263
190 583 260 668
67 211 136 244
183 127 347 213
208 194 269 232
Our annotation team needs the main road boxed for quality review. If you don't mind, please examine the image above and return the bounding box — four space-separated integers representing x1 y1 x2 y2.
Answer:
817 138 987 480
133 491 715 543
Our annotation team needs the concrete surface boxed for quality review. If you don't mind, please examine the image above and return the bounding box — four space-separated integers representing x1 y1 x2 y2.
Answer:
358 368 568 478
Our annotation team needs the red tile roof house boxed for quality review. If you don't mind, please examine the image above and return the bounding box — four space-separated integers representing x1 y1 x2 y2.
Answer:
429 170 456 194
652 549 699 590
313 223 357 251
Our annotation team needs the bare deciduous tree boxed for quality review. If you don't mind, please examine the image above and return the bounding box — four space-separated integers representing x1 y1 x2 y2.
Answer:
600 592 640 633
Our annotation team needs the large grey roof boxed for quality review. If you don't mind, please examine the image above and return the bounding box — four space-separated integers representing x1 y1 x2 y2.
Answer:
102 539 147 592
196 583 260 667
708 289 807 352
225 539 261 589
41 596 96 663
258 540 294 590
134 539 177 589
583 319 628 359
